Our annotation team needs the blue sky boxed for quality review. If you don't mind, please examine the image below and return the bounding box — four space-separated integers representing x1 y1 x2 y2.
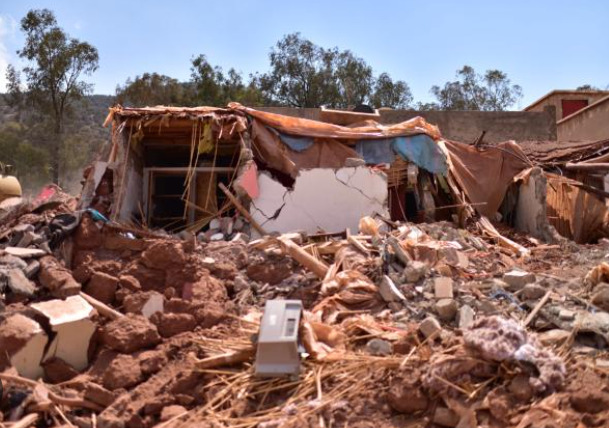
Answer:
1 0 607 108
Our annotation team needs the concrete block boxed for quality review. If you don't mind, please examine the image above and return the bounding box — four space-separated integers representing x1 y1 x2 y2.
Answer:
502 270 536 291
0 314 48 379
30 295 96 371
419 316 442 338
4 247 46 258
433 277 454 299
379 275 405 302
458 305 475 329
403 261 428 283
435 298 458 321
7 268 37 297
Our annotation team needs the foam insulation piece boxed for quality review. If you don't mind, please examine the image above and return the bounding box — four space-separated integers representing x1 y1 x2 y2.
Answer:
251 167 388 237
6 314 48 379
30 295 97 371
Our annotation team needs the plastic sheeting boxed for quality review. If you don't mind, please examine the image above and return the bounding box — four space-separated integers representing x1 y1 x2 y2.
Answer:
392 135 447 175
443 140 532 217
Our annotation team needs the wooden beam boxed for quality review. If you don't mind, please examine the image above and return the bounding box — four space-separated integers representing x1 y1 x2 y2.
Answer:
218 182 267 236
278 236 329 278
565 162 609 171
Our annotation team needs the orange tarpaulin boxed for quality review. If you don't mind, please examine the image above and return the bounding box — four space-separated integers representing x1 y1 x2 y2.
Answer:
443 140 532 217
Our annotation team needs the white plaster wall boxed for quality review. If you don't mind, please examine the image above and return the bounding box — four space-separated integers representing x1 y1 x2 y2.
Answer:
251 167 388 237
515 168 547 239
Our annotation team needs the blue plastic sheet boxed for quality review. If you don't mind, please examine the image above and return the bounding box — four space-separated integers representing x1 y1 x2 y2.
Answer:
391 134 447 175
354 134 447 174
278 132 314 152
354 138 395 164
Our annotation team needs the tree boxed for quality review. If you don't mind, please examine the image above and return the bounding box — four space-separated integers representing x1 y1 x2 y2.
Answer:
576 84 600 91
116 73 194 107
6 9 99 184
190 54 263 106
430 65 522 111
371 72 413 109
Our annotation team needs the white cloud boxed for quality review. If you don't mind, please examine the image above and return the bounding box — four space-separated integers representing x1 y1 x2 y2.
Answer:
0 15 18 92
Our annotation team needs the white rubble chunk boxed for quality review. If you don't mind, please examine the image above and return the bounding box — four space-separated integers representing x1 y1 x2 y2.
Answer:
379 275 406 302
30 295 96 371
502 270 536 291
1 314 48 379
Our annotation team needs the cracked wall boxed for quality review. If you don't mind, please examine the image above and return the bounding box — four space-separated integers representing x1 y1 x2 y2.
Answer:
251 167 389 237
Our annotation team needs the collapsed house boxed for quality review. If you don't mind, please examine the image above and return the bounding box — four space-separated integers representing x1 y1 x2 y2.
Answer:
90 103 602 249
2 104 609 428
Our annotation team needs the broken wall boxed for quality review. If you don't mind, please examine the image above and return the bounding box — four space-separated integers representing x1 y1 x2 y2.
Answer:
250 167 388 236
514 168 554 242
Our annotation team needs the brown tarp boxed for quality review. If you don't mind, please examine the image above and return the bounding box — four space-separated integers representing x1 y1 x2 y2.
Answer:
230 103 441 140
546 173 608 243
443 140 532 217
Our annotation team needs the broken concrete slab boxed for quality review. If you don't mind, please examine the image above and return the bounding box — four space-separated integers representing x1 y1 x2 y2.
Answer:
502 269 536 291
6 268 37 297
250 167 389 237
419 316 442 338
30 295 96 371
435 298 458 321
457 305 475 329
4 247 46 258
433 277 454 299
0 313 48 379
379 275 405 302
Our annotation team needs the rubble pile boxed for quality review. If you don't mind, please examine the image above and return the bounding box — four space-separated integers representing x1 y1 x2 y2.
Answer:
1 198 609 428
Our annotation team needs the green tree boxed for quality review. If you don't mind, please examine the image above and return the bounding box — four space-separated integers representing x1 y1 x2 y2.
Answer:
190 54 263 106
430 65 522 111
576 84 600 91
116 73 194 107
6 9 99 185
257 33 411 109
371 72 413 109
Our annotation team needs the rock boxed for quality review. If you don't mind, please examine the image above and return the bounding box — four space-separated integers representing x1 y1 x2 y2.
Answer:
123 291 164 319
233 275 250 292
23 260 40 279
502 270 535 291
379 275 405 302
433 277 454 299
210 233 225 241
38 256 81 297
118 275 141 291
30 295 96 371
435 299 458 321
457 305 475 329
570 390 609 414
160 405 187 422
365 338 393 356
246 260 292 285
419 317 442 338
42 357 79 383
102 354 143 390
538 329 571 347
403 261 429 283
152 312 197 338
558 309 575 321
6 268 37 297
0 254 27 269
508 374 533 402
141 241 186 271
102 314 161 353
138 350 168 375
84 383 117 407
387 381 428 413
591 284 609 311
433 407 459 427
85 271 119 304
521 283 546 300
